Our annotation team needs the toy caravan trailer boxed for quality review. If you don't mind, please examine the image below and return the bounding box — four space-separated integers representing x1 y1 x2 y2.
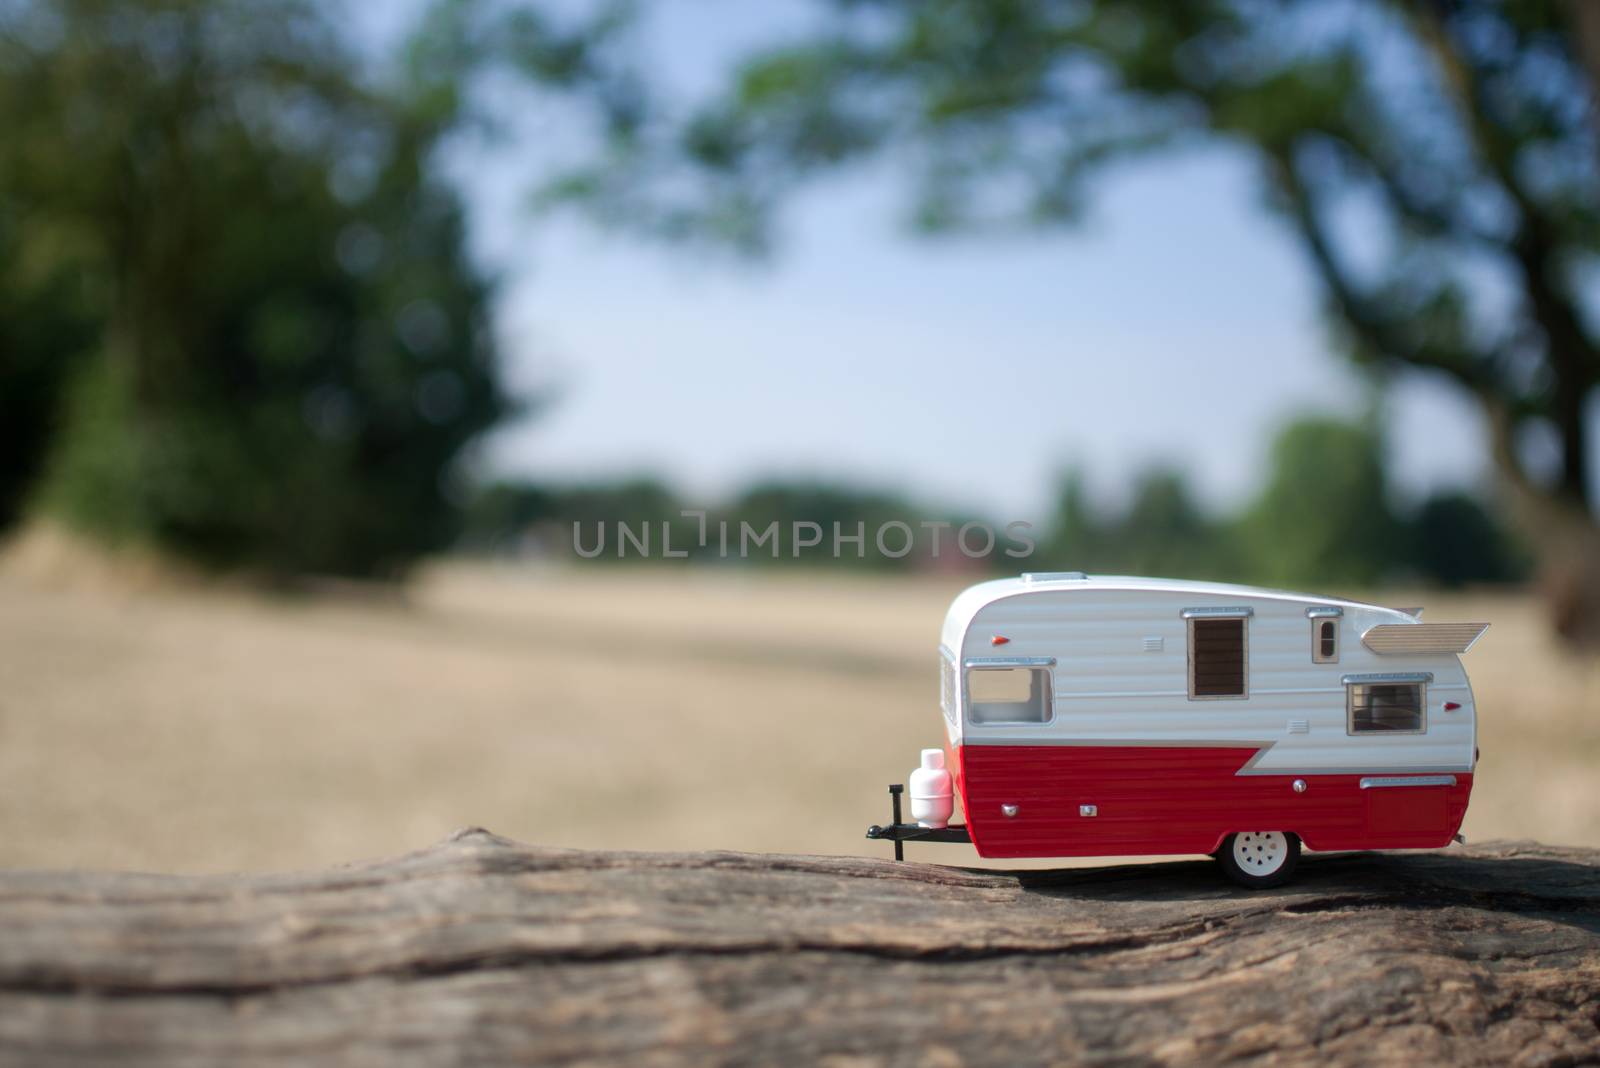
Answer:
866 573 1488 887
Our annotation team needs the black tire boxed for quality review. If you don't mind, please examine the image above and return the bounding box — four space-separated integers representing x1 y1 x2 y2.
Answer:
1216 831 1301 889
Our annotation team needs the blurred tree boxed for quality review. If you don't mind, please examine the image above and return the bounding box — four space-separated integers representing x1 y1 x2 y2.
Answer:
1039 421 1524 588
727 479 938 567
460 480 562 553
1040 467 1237 579
0 0 599 576
0 213 97 529
556 478 683 535
1410 489 1530 587
1038 469 1111 571
460 475 983 568
1120 468 1239 579
544 0 1600 636
461 477 682 558
1238 416 1403 588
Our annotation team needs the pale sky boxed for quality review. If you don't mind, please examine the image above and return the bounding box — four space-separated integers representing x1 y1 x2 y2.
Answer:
361 1 1499 524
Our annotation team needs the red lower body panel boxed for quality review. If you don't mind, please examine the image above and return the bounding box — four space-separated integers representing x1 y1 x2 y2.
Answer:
954 744 1472 858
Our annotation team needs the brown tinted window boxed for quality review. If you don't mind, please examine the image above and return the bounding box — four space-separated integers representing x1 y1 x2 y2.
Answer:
1318 620 1337 660
1190 617 1246 697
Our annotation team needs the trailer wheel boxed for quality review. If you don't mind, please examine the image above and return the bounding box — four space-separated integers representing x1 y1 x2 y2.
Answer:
1217 831 1299 889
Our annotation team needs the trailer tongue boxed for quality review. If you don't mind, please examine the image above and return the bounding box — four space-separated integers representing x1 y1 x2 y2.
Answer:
865 784 971 860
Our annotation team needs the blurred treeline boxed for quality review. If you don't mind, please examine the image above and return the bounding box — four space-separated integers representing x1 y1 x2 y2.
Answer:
465 414 1527 588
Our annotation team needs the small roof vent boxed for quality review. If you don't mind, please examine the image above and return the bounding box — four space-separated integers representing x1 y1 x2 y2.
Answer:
1021 571 1088 583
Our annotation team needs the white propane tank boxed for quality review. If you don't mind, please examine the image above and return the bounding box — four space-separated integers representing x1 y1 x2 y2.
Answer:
908 748 954 829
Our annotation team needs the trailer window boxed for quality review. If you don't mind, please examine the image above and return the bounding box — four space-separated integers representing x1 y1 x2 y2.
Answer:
1348 682 1425 734
966 667 1051 725
1187 617 1247 699
1313 619 1339 663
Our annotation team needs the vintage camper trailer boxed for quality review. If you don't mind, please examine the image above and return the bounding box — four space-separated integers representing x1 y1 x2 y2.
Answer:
867 573 1488 887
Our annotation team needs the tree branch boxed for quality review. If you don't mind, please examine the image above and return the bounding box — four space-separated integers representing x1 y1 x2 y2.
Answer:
1404 0 1600 509
1268 147 1496 392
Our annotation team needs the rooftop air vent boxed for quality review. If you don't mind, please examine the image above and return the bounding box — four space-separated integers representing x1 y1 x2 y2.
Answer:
1021 572 1088 583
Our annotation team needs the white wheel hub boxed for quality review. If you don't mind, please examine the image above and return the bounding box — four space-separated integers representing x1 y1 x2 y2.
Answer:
1232 831 1289 876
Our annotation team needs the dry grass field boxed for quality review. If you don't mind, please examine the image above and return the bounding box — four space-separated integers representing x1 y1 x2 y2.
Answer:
0 559 1595 873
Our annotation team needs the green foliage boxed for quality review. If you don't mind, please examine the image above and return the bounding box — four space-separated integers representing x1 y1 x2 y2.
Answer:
1038 415 1522 589
1039 468 1240 580
1410 491 1530 588
726 479 987 567
468 415 1523 586
1236 417 1403 588
461 477 982 569
1038 470 1107 570
0 0 508 576
1120 469 1242 579
460 481 563 550
462 477 686 557
0 214 98 528
542 0 1600 541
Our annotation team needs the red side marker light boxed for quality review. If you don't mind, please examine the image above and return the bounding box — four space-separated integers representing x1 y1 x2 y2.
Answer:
1444 701 1461 711
991 635 1010 646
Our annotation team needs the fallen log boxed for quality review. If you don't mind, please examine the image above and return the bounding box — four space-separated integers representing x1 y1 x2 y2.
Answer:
0 828 1596 1066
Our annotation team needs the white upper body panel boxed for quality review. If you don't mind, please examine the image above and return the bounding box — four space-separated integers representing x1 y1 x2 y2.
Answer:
938 574 1479 774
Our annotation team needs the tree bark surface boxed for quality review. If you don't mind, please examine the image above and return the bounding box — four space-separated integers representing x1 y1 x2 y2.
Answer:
1 829 1597 1066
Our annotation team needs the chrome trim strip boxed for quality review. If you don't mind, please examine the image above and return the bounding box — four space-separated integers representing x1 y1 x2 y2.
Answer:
951 737 1475 776
1342 671 1434 685
1244 762 1471 776
1360 775 1458 789
1305 606 1344 618
1251 686 1340 696
1051 683 1467 700
963 656 1056 669
1237 744 1273 772
1057 689 1189 699
1180 606 1254 618
938 646 959 732
959 736 1277 751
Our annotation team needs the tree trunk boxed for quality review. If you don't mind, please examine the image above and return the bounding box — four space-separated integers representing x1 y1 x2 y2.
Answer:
1481 398 1600 645
1 828 1597 1066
